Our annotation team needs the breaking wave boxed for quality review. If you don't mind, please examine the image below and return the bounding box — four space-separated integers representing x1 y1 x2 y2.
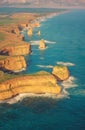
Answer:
36 65 53 68
45 40 56 44
61 76 77 89
30 40 56 45
72 89 85 97
30 40 40 45
0 89 69 104
56 61 75 66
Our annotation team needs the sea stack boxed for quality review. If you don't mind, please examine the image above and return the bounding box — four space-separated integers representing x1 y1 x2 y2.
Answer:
38 31 41 36
52 66 69 81
27 28 33 36
39 39 46 50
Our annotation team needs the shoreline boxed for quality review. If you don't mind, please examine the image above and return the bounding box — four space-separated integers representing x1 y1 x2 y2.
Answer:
0 10 70 102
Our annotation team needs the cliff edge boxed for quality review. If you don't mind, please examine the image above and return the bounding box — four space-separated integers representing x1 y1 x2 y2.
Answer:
0 71 61 101
0 56 26 72
52 66 69 81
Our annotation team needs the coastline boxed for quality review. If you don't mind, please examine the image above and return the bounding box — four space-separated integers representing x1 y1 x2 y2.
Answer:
0 10 70 102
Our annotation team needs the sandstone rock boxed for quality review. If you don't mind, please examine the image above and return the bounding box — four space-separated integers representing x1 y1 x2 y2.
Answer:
27 28 33 36
0 44 31 56
11 28 20 35
0 56 26 72
38 31 41 36
39 39 46 50
52 66 69 81
0 71 61 101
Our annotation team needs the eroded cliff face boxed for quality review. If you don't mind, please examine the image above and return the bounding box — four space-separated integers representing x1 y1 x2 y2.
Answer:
0 56 26 72
52 66 69 81
0 71 61 101
0 44 31 56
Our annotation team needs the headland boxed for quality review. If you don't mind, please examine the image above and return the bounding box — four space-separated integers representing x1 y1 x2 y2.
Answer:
0 10 70 102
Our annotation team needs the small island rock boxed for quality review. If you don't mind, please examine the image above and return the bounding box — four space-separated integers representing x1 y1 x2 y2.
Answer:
52 66 69 81
39 39 46 50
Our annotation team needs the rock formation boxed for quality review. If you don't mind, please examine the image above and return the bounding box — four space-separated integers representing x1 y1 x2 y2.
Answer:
27 28 33 36
0 44 31 56
0 71 61 101
38 31 41 36
52 66 69 81
0 56 26 72
39 39 46 50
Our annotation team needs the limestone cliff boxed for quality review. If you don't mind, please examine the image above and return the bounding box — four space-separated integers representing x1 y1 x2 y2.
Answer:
0 56 26 72
0 71 61 101
0 44 31 56
39 39 46 50
52 66 69 81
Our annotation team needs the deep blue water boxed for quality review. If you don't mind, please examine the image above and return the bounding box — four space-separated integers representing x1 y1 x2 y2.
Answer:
0 9 85 130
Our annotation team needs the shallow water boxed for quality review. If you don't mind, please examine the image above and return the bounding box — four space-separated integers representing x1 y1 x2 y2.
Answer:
0 9 85 130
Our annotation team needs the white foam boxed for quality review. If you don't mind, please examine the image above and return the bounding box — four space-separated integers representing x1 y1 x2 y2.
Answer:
61 76 77 89
30 40 40 45
30 40 56 45
45 40 56 44
0 88 70 104
72 89 85 97
36 65 53 68
57 61 75 66
56 89 70 99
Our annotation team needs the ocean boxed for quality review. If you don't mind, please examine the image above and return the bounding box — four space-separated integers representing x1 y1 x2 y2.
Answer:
0 9 85 130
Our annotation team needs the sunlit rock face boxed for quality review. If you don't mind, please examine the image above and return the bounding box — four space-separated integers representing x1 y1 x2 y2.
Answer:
0 56 26 72
52 66 69 81
0 44 31 56
0 71 61 101
39 39 46 50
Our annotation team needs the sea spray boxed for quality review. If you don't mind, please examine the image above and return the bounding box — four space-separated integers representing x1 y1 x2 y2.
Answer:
61 76 77 89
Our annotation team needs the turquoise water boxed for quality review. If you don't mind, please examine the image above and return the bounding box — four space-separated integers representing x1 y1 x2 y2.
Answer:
0 9 85 130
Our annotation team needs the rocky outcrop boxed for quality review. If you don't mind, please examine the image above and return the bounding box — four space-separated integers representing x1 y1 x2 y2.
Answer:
52 66 69 81
39 39 46 50
0 71 61 101
37 31 41 36
0 44 31 56
0 56 26 72
27 28 33 36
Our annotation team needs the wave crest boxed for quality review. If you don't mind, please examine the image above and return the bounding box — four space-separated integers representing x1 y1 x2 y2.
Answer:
36 65 53 68
30 40 56 45
61 76 77 89
57 61 75 66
